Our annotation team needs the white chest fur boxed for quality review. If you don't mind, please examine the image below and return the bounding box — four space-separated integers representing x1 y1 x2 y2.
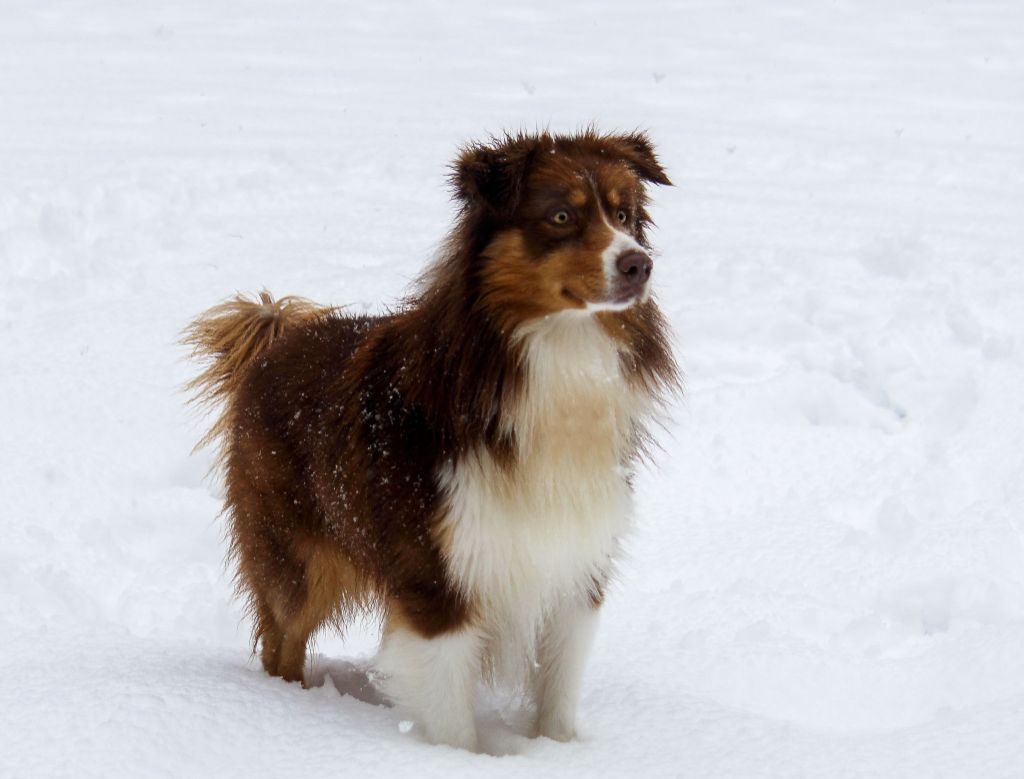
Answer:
437 313 641 683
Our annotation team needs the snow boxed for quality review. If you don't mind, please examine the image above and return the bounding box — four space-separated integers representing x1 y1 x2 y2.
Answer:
3 0 1024 776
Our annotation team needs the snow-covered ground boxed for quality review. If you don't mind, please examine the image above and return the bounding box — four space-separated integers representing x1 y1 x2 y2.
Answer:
3 1 1023 775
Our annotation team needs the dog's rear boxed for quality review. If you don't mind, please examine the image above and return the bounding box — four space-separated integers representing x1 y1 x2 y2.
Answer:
184 291 356 682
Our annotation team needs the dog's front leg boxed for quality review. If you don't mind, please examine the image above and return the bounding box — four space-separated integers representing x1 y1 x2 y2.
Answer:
532 599 600 741
376 621 482 751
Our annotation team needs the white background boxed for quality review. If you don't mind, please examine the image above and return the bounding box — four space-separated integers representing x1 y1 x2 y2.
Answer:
2 1 1023 776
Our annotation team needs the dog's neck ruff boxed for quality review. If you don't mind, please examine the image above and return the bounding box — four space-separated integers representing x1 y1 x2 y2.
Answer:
437 311 644 684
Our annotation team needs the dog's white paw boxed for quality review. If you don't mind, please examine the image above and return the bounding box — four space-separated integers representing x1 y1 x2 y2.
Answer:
423 720 478 752
534 713 577 742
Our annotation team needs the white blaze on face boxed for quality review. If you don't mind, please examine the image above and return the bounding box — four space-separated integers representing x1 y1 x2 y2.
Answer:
587 197 649 313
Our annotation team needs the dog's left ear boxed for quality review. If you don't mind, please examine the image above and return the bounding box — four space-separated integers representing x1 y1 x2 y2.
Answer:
452 135 539 218
610 131 673 186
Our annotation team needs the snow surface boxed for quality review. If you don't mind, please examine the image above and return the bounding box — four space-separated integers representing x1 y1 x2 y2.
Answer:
3 0 1024 776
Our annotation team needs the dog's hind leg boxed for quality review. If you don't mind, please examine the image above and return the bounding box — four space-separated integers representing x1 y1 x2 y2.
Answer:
247 567 329 684
267 538 365 685
273 608 321 685
241 557 316 683
234 526 332 684
256 599 285 677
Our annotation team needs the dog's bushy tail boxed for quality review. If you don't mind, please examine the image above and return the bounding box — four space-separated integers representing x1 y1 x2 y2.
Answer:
183 291 331 451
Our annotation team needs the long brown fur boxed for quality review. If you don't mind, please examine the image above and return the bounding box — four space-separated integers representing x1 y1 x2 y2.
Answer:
184 129 678 693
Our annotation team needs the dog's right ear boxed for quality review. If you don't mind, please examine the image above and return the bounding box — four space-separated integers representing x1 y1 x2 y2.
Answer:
451 135 539 218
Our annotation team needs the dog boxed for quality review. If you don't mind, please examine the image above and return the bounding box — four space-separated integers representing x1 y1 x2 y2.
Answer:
184 129 678 750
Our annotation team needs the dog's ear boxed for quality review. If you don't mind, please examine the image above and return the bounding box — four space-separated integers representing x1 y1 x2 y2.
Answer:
609 131 672 186
452 135 539 217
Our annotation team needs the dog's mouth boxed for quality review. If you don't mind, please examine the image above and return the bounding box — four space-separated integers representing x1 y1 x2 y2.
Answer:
561 286 646 313
611 288 643 305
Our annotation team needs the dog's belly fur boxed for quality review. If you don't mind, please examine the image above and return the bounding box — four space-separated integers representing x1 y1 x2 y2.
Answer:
438 314 636 683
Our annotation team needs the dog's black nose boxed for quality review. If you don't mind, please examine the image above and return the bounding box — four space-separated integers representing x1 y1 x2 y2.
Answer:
616 250 653 284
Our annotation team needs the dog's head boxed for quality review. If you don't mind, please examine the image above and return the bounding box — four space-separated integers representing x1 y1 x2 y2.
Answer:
452 130 671 324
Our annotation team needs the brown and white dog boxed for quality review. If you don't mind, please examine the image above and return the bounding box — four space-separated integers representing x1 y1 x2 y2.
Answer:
185 129 678 750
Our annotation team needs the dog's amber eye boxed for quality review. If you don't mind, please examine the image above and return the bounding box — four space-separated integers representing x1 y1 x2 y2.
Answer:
551 210 571 225
616 209 629 224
